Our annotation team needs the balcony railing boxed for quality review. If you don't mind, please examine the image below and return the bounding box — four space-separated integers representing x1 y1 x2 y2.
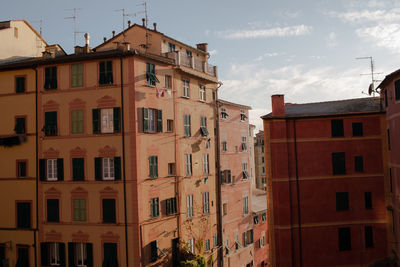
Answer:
162 52 217 77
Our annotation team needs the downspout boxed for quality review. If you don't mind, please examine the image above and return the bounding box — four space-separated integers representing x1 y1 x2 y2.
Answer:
214 83 223 267
172 70 180 243
120 57 129 267
293 119 303 267
34 66 38 267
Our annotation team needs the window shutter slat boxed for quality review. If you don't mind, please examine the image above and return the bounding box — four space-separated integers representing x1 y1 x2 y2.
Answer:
95 157 102 181
92 109 100 134
113 107 121 133
39 159 46 181
143 108 149 132
157 110 162 132
57 158 64 181
114 157 121 180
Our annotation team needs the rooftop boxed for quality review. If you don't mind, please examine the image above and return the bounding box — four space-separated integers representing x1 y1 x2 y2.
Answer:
218 99 252 110
252 188 267 214
262 97 382 119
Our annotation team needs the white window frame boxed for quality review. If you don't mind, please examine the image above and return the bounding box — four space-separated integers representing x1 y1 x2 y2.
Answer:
243 196 249 215
50 242 60 266
182 79 190 98
199 84 206 101
205 239 210 252
101 108 114 133
184 114 191 137
187 194 193 219
185 154 192 176
165 75 171 89
188 238 195 254
241 136 247 151
242 162 249 180
75 242 87 267
203 192 209 214
103 157 115 180
203 154 209 174
47 159 57 181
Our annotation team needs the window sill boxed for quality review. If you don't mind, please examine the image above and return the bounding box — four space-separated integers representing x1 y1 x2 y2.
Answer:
181 96 190 99
144 83 156 88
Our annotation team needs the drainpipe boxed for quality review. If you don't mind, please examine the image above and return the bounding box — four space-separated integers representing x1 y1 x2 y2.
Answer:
34 66 38 267
293 119 303 267
120 57 129 267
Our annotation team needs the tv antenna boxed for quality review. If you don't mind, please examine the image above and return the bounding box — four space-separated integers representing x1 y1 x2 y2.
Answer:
32 19 43 36
137 1 148 27
65 8 83 47
356 56 382 96
115 8 136 34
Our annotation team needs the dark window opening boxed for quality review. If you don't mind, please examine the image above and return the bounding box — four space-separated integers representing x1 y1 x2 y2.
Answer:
102 199 116 223
99 61 113 85
16 76 25 93
331 119 344 137
146 62 159 86
365 192 373 210
47 199 59 222
395 79 400 100
166 197 177 215
17 202 31 228
72 158 85 181
103 243 118 267
355 156 364 172
14 117 26 134
365 226 373 248
338 227 351 251
332 152 346 175
43 111 57 136
44 66 57 90
336 192 349 211
352 122 363 137
17 161 27 178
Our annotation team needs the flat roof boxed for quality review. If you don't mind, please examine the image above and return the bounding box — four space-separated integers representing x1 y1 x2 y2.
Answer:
218 99 252 110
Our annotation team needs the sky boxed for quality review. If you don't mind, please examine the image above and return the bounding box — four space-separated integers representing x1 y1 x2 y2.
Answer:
3 0 400 132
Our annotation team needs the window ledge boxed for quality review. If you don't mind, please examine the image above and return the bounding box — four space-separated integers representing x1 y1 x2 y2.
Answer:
181 96 190 99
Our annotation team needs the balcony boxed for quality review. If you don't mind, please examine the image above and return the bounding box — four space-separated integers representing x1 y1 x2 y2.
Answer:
163 52 217 77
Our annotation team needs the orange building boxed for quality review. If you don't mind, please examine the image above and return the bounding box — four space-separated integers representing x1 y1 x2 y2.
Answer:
254 131 266 190
0 21 220 267
218 99 254 267
262 95 390 267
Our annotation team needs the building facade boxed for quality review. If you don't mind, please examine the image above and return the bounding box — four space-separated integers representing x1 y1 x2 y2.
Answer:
218 99 254 267
254 131 266 190
252 188 268 267
0 21 220 267
263 95 390 267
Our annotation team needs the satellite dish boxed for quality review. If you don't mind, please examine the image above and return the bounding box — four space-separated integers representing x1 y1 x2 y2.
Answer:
368 83 374 95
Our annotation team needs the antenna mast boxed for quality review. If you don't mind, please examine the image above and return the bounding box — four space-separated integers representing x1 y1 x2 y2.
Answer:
356 56 382 96
115 8 136 42
65 8 83 47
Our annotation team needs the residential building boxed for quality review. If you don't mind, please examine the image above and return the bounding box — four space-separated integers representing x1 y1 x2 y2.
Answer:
252 188 268 267
254 130 266 190
218 99 254 267
0 20 47 60
249 124 256 188
262 95 390 267
0 20 220 267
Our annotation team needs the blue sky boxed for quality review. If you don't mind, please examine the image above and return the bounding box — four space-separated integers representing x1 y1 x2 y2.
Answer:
3 0 400 131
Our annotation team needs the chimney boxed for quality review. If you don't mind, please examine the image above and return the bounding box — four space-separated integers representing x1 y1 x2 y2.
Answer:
142 18 146 27
271 95 285 116
153 22 157 31
103 37 107 43
84 33 90 46
128 20 131 27
112 30 115 37
196 43 208 52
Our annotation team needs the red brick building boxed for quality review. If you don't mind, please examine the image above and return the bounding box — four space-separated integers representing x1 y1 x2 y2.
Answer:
252 188 268 267
262 95 390 267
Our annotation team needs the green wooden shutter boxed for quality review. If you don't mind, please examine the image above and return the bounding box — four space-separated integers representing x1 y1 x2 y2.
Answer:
157 110 162 132
57 158 64 181
95 157 102 180
227 170 231 183
99 61 105 84
166 199 171 215
114 157 121 180
39 159 46 181
92 109 100 134
68 243 74 267
155 156 158 177
113 107 121 133
106 61 113 84
143 108 149 132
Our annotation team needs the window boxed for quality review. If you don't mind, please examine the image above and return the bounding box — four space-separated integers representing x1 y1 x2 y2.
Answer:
47 199 60 222
221 107 228 119
240 110 246 121
182 79 190 97
150 240 158 262
242 163 249 179
185 154 192 177
167 119 173 132
203 154 209 174
338 227 351 251
243 196 249 215
188 238 195 254
71 110 84 134
203 192 210 214
336 192 349 211
44 66 57 90
44 111 57 136
68 242 93 267
142 108 162 133
16 76 25 93
331 119 344 137
73 199 86 222
332 152 346 175
262 157 265 163
259 233 266 248
223 203 227 216
254 216 259 225
149 156 158 178
103 243 118 267
99 61 113 85
166 197 177 215
355 156 364 172
200 116 209 137
168 42 176 52
186 50 192 57
365 226 373 248
395 79 400 100
243 229 254 246
199 84 206 101
16 246 29 267
262 213 266 222
150 197 159 218
146 62 159 87
388 129 391 150
385 89 388 107
187 194 193 219
235 234 242 250
17 160 27 178
102 198 116 223
101 108 114 133
41 242 65 266
94 157 121 181
221 170 232 184
183 114 191 137
168 163 175 176
39 158 64 181
222 141 227 152
352 122 363 137
213 234 218 247
165 75 171 89
72 158 84 181
205 239 210 252
365 192 373 210
225 239 231 255
71 64 83 88
17 202 31 228
241 136 247 151
261 146 264 153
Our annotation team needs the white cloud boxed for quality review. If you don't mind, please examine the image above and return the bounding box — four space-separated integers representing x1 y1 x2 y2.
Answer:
356 23 400 51
329 8 400 24
326 32 338 47
216 25 312 39
254 52 280 61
